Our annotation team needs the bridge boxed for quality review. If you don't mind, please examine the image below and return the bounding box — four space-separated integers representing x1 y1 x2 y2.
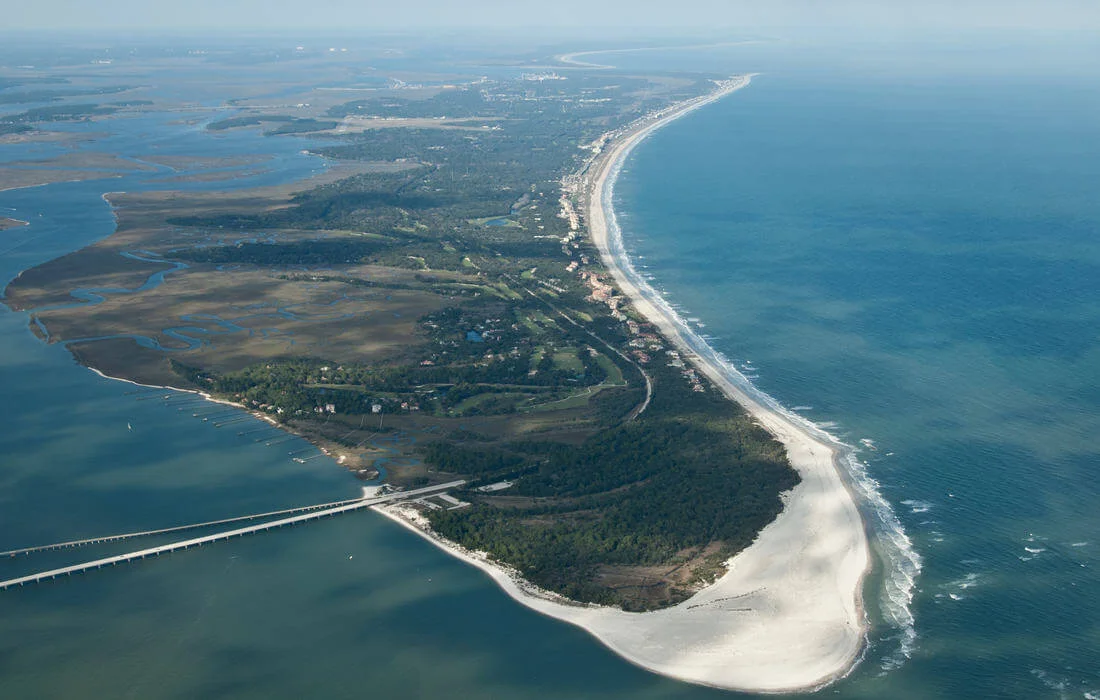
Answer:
0 496 367 558
0 481 464 591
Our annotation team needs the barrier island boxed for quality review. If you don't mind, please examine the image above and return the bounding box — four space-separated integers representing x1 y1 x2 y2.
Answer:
4 53 868 692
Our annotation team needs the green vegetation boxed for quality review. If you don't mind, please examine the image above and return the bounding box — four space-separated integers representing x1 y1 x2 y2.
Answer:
174 237 397 266
13 62 794 611
2 103 118 123
0 84 135 106
425 360 798 610
1 102 120 135
206 115 339 135
169 293 626 421
0 123 33 136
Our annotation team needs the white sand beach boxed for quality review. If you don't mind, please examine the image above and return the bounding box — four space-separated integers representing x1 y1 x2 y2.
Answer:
377 76 872 693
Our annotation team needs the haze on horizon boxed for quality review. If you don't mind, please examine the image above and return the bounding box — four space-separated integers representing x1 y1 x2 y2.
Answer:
4 0 1099 34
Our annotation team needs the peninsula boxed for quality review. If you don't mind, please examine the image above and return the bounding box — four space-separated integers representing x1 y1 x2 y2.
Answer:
4 60 869 692
380 75 871 693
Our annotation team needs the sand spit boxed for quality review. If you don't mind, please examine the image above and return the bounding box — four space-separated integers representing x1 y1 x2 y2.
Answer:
556 41 766 70
377 76 872 693
0 217 30 230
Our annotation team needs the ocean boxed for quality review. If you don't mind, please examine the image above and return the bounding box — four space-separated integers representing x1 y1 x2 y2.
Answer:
611 38 1100 698
2 38 1099 698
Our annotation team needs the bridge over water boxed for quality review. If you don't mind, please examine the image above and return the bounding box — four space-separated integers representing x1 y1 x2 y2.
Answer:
0 481 464 591
0 496 368 558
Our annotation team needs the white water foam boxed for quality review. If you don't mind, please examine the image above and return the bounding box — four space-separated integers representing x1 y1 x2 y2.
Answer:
941 571 983 602
901 499 935 514
947 572 982 594
602 151 922 670
1030 668 1072 698
1020 544 1047 562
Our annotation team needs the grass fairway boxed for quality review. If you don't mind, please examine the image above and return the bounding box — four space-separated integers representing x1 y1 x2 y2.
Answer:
551 349 584 374
596 353 625 385
525 385 607 412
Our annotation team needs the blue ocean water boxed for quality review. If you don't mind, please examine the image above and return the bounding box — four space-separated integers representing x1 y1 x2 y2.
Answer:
2 39 1099 699
613 41 1100 698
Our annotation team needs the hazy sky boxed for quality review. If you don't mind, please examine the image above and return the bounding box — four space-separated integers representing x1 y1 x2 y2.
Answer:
6 0 1100 33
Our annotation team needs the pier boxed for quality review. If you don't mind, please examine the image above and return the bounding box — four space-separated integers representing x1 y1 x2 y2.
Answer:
0 481 464 591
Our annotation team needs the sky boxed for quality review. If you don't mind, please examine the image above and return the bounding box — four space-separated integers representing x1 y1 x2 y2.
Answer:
5 0 1100 33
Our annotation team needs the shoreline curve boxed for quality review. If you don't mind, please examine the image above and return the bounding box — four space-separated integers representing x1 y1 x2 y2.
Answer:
381 75 873 693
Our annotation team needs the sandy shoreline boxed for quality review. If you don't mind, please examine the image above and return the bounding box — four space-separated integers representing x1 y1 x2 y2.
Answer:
31 76 872 692
556 42 765 70
377 76 872 693
83 366 296 435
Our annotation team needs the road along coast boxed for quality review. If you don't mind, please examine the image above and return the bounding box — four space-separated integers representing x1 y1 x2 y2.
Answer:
380 76 872 693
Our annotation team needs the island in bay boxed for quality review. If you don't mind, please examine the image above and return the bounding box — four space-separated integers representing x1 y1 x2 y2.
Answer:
3 47 868 692
0 217 29 230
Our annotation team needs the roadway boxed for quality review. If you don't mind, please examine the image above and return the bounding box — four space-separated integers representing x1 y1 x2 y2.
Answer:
0 481 464 591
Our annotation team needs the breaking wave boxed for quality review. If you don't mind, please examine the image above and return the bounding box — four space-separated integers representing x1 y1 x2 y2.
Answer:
602 141 922 671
